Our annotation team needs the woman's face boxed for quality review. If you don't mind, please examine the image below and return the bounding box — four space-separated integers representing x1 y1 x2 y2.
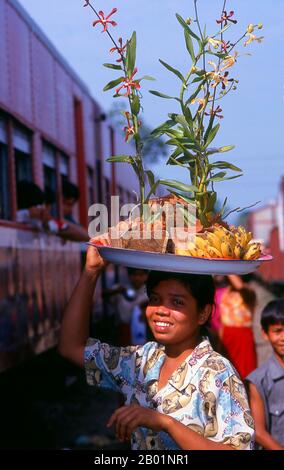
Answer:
146 279 209 345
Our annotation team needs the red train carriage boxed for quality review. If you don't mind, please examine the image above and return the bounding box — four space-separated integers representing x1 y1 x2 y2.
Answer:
0 0 138 372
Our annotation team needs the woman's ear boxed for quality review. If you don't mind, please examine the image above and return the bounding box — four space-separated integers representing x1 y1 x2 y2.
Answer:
198 304 212 326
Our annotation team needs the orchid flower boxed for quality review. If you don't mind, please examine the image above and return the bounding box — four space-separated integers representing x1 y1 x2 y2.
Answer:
244 32 264 47
206 61 232 89
216 10 237 26
93 8 117 33
208 38 223 49
123 112 135 141
110 37 127 62
116 68 141 96
191 98 206 114
221 51 238 71
205 106 224 119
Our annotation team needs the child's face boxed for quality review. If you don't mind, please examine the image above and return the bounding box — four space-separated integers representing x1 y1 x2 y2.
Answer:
263 323 284 357
146 279 210 345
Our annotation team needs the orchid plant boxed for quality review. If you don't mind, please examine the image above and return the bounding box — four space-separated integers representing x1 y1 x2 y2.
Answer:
83 1 158 218
83 0 263 227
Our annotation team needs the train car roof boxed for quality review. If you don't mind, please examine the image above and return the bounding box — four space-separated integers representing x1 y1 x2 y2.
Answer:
8 0 93 99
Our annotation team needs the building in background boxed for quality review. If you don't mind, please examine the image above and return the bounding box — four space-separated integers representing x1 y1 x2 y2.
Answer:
0 0 139 371
248 176 284 281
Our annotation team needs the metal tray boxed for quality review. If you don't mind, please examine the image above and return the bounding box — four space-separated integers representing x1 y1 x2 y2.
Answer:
88 243 273 275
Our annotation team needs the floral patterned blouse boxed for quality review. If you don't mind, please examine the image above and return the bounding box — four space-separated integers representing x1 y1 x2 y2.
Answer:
85 338 254 450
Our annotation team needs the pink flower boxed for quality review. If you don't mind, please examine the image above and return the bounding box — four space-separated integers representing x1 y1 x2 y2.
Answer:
216 10 237 26
205 106 224 119
93 8 118 33
116 68 141 96
221 40 231 53
123 112 135 141
110 38 127 63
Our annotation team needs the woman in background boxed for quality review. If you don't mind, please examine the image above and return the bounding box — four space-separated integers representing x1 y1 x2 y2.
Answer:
220 275 257 380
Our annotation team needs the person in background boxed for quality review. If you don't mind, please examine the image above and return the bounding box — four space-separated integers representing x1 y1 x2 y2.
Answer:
246 299 284 450
16 180 45 229
219 275 257 380
242 274 275 366
103 268 149 346
208 276 228 355
62 180 80 224
61 180 89 241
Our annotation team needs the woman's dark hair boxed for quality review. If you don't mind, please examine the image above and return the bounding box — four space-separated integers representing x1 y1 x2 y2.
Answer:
261 298 284 332
146 271 215 333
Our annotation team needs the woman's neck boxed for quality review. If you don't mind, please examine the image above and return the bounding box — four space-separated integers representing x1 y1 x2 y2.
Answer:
164 333 202 360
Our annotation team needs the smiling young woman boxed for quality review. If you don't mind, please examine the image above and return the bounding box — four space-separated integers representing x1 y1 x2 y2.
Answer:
58 244 254 451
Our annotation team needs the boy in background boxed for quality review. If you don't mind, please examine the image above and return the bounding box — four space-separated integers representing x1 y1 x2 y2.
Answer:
246 299 284 450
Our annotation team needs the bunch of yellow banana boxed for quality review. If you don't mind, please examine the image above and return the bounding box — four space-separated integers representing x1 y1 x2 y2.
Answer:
176 225 262 260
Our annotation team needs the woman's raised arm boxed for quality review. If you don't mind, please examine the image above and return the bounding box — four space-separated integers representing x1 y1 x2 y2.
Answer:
58 243 108 367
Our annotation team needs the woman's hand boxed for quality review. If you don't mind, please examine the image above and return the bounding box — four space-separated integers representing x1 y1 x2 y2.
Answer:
85 236 109 277
107 404 170 442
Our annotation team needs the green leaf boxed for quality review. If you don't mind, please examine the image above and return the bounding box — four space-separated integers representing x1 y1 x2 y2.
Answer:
220 197 228 216
208 172 242 182
159 59 185 83
167 190 195 205
103 77 124 92
149 90 179 100
107 155 132 163
191 75 206 83
151 119 176 137
219 145 235 153
204 123 220 148
184 30 195 61
146 171 159 199
140 75 156 81
207 192 217 212
212 23 232 39
103 63 122 70
175 14 200 41
160 179 198 193
186 80 207 106
131 95 140 115
209 161 242 172
208 171 226 182
126 31 137 75
146 170 155 188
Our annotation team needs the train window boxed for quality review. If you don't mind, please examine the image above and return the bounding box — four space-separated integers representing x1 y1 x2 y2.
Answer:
42 142 57 216
96 159 103 203
13 124 32 183
60 153 69 181
0 115 10 219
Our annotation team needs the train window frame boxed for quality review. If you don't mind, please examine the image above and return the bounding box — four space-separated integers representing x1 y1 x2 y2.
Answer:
14 123 33 184
42 141 58 217
0 115 10 220
0 112 36 226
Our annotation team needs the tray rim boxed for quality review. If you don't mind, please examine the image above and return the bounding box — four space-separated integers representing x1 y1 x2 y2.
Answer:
88 242 273 264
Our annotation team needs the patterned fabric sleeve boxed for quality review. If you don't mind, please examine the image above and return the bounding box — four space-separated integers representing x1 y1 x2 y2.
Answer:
84 338 140 395
198 358 255 450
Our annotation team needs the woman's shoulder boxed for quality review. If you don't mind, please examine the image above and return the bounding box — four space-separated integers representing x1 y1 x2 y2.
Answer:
200 349 241 379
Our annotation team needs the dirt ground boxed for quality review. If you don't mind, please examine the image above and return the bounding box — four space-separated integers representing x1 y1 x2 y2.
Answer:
0 349 129 450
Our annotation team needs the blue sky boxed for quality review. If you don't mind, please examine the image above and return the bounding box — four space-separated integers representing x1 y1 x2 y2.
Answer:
19 0 284 220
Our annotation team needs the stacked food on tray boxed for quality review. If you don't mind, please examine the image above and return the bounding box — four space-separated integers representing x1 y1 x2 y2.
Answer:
85 1 269 272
